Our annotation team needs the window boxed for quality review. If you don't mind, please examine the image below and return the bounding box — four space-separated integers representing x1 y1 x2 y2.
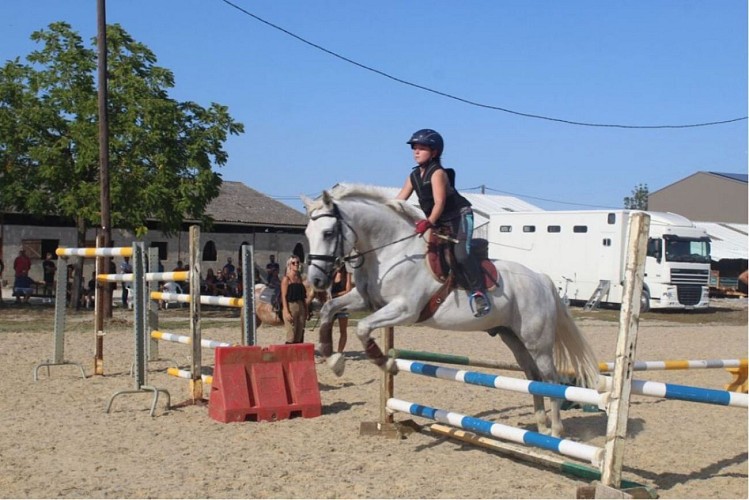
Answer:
499 225 512 233
602 238 612 247
522 225 536 233
547 225 561 233
203 241 217 262
573 225 588 233
607 213 616 224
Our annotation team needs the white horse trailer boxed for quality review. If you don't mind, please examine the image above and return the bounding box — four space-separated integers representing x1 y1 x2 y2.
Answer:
487 210 711 311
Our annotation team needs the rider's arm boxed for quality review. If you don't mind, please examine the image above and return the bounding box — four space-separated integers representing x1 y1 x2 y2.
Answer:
395 176 413 200
428 169 448 225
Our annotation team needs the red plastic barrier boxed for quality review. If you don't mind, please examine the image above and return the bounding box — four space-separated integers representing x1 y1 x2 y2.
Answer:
208 344 322 423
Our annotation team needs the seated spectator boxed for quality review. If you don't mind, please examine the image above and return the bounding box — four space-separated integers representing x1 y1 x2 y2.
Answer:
223 256 236 277
202 268 220 296
219 267 237 296
13 270 38 304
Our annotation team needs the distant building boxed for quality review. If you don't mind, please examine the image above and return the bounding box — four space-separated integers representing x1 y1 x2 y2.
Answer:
649 171 747 224
0 181 308 284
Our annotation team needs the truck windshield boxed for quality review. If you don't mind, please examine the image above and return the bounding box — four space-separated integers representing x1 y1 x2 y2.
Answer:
664 238 711 263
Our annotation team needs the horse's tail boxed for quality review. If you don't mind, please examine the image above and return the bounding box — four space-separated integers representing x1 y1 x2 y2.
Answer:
549 277 600 388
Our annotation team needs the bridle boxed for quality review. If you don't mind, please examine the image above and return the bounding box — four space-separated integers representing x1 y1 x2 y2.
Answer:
306 201 419 281
306 203 359 280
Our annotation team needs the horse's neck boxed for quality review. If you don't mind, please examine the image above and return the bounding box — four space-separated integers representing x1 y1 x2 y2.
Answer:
345 200 416 253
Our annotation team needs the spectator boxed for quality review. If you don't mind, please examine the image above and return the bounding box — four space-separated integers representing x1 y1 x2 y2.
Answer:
265 255 281 287
203 268 220 295
330 267 354 353
13 249 31 278
120 256 133 308
281 256 310 344
13 270 37 304
42 252 57 296
222 257 236 279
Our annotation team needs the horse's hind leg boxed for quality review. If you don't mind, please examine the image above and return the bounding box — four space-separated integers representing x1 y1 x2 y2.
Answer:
494 329 552 436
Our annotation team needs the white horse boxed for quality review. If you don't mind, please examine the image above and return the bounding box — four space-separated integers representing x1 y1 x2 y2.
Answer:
302 184 600 437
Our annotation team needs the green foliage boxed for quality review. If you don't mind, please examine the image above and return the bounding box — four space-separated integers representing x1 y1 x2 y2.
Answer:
0 22 244 236
624 183 649 210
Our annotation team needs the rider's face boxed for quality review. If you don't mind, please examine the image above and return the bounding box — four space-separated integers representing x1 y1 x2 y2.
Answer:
412 144 434 166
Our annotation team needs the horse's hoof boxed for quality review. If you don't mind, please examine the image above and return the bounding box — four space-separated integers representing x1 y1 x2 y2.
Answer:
385 358 399 375
327 353 345 377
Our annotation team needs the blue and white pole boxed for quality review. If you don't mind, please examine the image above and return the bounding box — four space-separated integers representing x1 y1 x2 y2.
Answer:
387 398 604 466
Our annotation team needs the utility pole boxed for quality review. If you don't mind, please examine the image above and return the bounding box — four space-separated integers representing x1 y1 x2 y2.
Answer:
97 0 113 329
480 184 486 194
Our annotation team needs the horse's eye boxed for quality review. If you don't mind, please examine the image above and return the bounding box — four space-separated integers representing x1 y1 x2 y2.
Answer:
323 230 335 239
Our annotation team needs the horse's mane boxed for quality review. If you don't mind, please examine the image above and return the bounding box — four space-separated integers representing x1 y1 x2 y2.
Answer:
308 183 424 223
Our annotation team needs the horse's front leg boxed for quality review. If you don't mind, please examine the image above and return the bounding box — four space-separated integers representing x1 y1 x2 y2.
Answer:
354 299 411 374
317 289 367 376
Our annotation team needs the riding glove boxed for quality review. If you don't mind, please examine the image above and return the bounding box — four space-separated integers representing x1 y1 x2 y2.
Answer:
415 219 432 235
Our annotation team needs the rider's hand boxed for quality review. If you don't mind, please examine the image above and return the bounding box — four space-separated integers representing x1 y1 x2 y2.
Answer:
415 219 432 235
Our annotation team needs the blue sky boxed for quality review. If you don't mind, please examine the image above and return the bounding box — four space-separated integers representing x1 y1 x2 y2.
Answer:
3 1 747 213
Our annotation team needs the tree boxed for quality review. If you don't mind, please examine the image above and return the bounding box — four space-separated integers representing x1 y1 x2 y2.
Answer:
624 183 649 210
0 22 244 240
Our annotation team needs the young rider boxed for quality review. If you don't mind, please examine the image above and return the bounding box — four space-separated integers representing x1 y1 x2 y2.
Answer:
396 128 491 317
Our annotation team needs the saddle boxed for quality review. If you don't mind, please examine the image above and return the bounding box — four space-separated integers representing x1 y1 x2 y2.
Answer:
259 285 282 312
418 227 500 322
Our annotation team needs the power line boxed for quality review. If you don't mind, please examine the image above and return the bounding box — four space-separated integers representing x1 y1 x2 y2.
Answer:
460 185 620 209
218 0 747 129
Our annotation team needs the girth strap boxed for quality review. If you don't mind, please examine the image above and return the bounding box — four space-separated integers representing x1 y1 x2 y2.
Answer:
417 275 455 323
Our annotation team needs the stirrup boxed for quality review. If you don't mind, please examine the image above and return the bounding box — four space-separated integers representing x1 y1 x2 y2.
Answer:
470 291 491 318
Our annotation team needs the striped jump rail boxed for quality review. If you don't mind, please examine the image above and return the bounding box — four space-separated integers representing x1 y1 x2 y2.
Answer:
600 375 748 408
167 367 213 385
150 291 243 308
391 349 748 374
98 271 190 283
397 359 748 409
395 359 606 408
599 358 748 372
56 247 133 257
151 331 234 350
387 398 604 466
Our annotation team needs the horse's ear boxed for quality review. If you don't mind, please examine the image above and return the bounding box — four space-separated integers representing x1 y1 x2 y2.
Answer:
321 190 333 208
301 194 314 211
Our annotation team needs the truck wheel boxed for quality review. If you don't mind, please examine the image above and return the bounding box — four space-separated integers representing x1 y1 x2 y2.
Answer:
640 289 650 313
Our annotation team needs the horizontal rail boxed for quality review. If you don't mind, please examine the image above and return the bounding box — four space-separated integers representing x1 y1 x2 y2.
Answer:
391 349 748 373
97 271 190 283
395 359 605 407
151 330 233 350
601 375 748 408
387 398 604 466
56 247 133 258
150 291 243 308
166 367 213 385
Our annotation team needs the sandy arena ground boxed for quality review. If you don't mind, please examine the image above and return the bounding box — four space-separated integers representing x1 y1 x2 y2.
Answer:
0 296 746 499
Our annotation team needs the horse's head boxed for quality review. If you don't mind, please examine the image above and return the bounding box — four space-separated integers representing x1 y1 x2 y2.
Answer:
303 190 355 290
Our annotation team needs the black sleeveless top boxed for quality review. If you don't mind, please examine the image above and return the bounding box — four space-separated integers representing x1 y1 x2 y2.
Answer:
409 160 471 222
286 281 306 302
331 269 348 297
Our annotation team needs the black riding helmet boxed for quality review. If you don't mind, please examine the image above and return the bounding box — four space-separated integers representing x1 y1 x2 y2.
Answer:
407 129 444 157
